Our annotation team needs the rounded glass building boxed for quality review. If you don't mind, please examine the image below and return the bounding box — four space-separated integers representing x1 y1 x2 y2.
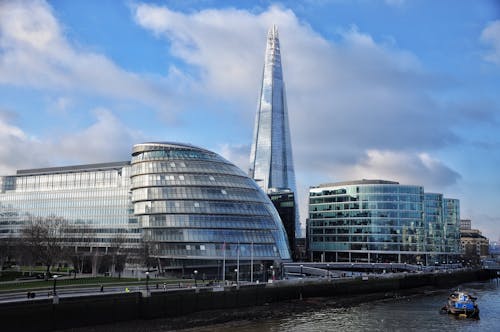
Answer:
308 180 426 264
130 142 291 271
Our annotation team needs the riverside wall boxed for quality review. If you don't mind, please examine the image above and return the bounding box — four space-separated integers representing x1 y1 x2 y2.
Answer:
0 269 494 332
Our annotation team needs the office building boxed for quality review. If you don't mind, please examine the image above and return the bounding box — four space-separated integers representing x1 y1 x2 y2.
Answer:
249 26 300 237
268 188 296 259
0 142 292 272
460 219 472 230
307 179 461 265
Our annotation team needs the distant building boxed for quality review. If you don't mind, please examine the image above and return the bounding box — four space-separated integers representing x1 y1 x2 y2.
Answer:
460 228 489 265
249 26 300 237
460 219 472 230
307 179 461 265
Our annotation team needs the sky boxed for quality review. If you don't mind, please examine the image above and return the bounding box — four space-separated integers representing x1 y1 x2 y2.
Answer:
0 0 499 240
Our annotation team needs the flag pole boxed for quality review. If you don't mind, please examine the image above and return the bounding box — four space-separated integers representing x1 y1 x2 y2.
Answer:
222 242 226 285
250 242 254 283
236 241 240 286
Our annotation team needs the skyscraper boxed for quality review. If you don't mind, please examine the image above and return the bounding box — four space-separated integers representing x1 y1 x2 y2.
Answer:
249 25 299 238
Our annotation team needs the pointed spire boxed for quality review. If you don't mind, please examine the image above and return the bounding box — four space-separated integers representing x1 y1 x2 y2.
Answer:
268 24 279 39
249 25 301 237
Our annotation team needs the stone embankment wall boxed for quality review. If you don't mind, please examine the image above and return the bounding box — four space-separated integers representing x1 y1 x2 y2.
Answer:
0 269 494 332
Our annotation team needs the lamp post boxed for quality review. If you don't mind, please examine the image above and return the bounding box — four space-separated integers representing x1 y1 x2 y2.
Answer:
194 270 198 287
300 264 303 277
52 275 58 296
234 268 238 286
145 271 150 292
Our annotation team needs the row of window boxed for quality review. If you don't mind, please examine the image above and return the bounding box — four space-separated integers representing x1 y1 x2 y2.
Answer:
130 173 255 189
309 242 424 252
310 185 423 197
131 149 219 163
310 227 424 235
143 229 275 243
152 243 281 258
141 215 276 229
310 202 423 211
130 161 245 178
131 186 264 203
134 200 271 216
0 188 130 201
1 198 130 210
1 169 129 192
309 194 422 204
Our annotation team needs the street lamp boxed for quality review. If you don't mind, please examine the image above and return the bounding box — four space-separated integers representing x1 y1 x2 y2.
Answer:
194 270 198 287
52 275 58 296
145 271 150 292
300 264 304 277
234 268 238 285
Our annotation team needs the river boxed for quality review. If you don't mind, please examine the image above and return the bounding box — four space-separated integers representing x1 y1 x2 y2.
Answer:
179 279 500 332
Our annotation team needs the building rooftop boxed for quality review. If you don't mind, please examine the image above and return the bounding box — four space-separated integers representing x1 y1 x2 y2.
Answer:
313 179 399 189
132 142 213 156
16 161 130 176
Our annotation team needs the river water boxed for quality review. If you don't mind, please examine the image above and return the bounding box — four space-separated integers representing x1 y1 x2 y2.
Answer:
179 279 500 332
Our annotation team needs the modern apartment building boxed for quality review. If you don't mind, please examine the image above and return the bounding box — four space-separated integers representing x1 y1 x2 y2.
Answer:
307 180 461 265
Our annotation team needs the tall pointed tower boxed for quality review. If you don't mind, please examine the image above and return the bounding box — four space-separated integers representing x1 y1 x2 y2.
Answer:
249 26 300 240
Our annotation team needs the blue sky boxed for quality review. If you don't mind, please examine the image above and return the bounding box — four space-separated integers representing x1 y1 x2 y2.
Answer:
0 0 499 239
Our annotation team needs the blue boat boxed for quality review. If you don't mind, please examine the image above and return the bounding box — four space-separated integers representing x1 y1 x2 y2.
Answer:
440 290 480 319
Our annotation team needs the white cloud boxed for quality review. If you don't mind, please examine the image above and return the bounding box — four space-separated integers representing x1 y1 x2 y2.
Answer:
480 20 500 65
0 112 49 174
217 143 251 173
0 108 142 174
0 0 182 115
133 4 464 230
56 108 142 164
337 150 461 189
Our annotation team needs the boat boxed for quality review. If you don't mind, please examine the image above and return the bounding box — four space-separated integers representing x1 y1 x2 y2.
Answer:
440 290 479 319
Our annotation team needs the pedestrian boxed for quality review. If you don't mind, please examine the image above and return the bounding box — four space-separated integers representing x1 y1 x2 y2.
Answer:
100 285 104 292
163 283 166 291
27 291 31 299
155 283 159 289
125 287 130 293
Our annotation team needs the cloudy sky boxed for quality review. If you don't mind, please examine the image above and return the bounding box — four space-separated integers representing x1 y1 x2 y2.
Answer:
1 0 499 239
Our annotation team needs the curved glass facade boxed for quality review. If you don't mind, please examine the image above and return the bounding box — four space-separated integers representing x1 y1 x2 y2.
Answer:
131 142 291 265
308 180 426 264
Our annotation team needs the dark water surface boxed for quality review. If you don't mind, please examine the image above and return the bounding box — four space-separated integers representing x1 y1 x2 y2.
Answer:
180 280 500 332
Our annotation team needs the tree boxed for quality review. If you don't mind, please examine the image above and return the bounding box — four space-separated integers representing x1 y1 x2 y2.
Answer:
21 215 69 277
66 223 96 275
0 236 16 275
109 234 128 278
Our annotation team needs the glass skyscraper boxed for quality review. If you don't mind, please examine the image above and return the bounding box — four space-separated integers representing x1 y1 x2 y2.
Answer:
249 25 299 237
0 142 291 272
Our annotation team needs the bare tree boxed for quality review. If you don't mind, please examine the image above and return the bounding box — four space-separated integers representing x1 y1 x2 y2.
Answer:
21 215 69 278
140 239 162 273
66 223 96 276
0 236 16 275
109 234 128 278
